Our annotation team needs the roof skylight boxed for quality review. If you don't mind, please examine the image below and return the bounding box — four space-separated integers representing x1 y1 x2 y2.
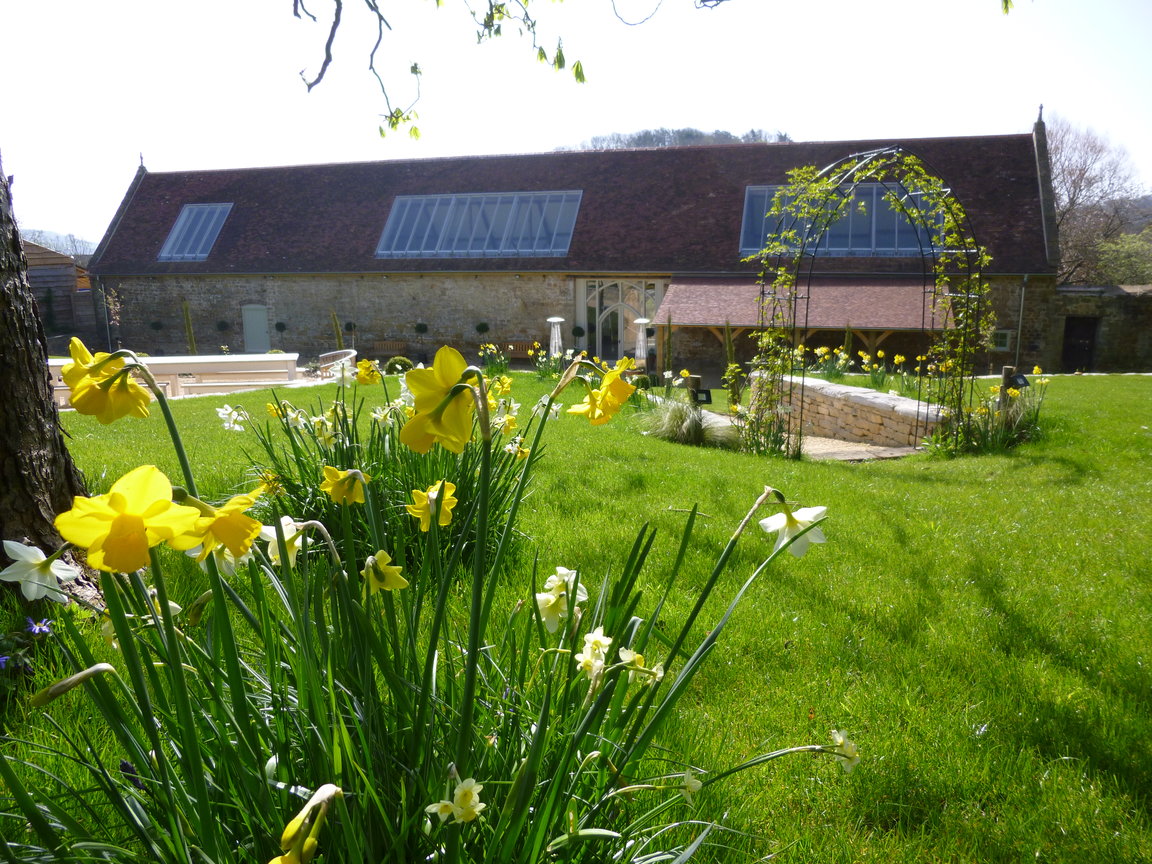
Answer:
157 203 232 262
376 191 582 258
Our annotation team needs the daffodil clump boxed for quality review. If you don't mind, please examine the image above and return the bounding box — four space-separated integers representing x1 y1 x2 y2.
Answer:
0 338 857 864
941 367 1053 453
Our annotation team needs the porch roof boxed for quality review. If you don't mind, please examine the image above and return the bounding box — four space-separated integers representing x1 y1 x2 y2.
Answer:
653 279 945 331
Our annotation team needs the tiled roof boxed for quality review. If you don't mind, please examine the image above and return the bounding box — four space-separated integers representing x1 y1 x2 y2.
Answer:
90 134 1053 278
655 279 941 330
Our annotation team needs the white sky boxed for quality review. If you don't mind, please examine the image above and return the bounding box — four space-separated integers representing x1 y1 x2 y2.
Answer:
3 0 1150 243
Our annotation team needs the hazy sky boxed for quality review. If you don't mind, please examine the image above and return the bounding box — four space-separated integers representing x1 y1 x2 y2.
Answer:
3 0 1150 243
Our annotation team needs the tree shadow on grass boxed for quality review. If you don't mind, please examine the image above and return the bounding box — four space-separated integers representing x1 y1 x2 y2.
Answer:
964 554 1152 798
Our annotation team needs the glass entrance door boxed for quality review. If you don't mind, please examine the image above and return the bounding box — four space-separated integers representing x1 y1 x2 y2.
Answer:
578 279 663 365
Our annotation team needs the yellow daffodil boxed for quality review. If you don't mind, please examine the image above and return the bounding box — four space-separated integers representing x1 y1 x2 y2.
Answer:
362 551 408 594
406 481 458 532
61 337 120 388
62 338 152 424
567 362 636 426
70 369 152 424
758 504 827 558
399 346 475 453
271 784 342 864
319 466 371 505
254 470 284 497
169 490 263 561
491 375 513 396
55 465 201 572
355 358 382 385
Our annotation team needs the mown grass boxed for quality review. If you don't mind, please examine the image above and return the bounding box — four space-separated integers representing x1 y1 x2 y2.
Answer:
11 373 1152 862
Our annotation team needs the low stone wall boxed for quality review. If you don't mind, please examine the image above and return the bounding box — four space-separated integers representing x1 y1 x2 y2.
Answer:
782 376 941 447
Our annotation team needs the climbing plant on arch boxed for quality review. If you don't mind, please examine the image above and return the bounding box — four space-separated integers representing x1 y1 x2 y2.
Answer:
743 147 994 457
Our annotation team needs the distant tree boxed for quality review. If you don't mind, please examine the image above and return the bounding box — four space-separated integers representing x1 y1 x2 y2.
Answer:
1047 115 1145 284
576 127 790 151
18 229 96 257
1096 225 1152 285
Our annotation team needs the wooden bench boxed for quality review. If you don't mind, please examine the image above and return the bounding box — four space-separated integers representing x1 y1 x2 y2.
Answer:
370 340 407 356
506 341 537 359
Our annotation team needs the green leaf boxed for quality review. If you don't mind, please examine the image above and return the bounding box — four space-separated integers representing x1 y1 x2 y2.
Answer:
546 827 623 852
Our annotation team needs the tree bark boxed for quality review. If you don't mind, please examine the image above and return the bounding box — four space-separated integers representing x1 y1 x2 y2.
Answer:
0 148 98 603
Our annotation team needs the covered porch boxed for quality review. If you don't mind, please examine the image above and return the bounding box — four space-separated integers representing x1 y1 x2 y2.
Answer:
651 278 947 385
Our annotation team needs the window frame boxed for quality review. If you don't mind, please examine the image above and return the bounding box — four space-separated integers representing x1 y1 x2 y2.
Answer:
375 191 582 259
157 203 233 262
739 184 939 258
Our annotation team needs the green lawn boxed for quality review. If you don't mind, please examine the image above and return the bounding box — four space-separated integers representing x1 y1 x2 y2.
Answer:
20 373 1152 861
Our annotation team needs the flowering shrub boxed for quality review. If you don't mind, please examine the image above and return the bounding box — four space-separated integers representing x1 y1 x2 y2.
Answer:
0 338 854 863
477 343 508 376
807 345 852 380
528 340 572 380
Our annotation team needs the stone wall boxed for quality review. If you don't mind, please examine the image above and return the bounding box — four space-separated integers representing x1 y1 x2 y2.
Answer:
781 376 941 447
100 272 575 362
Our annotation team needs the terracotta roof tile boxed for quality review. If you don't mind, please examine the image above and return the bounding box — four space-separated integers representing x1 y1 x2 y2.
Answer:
656 278 944 330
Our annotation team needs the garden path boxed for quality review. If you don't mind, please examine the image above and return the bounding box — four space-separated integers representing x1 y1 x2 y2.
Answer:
800 436 918 461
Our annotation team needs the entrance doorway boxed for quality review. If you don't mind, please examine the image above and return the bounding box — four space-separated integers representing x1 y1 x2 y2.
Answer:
1061 316 1098 372
242 304 271 354
577 279 664 364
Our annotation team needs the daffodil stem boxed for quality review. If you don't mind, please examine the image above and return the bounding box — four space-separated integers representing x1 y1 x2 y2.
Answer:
662 486 774 666
144 369 198 498
454 377 492 779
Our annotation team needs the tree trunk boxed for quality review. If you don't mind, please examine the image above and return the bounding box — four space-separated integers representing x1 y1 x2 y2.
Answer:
0 148 98 604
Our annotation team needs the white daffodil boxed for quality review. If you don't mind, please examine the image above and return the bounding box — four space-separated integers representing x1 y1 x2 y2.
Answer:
185 543 251 577
287 408 309 430
576 626 613 680
829 729 860 773
425 777 486 825
216 404 247 432
260 517 307 567
582 625 612 659
333 361 354 385
533 567 587 634
680 768 703 804
534 589 568 633
759 505 827 558
0 541 80 603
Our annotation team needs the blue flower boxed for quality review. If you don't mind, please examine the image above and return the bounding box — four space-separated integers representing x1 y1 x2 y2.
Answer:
0 656 9 670
26 618 52 636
